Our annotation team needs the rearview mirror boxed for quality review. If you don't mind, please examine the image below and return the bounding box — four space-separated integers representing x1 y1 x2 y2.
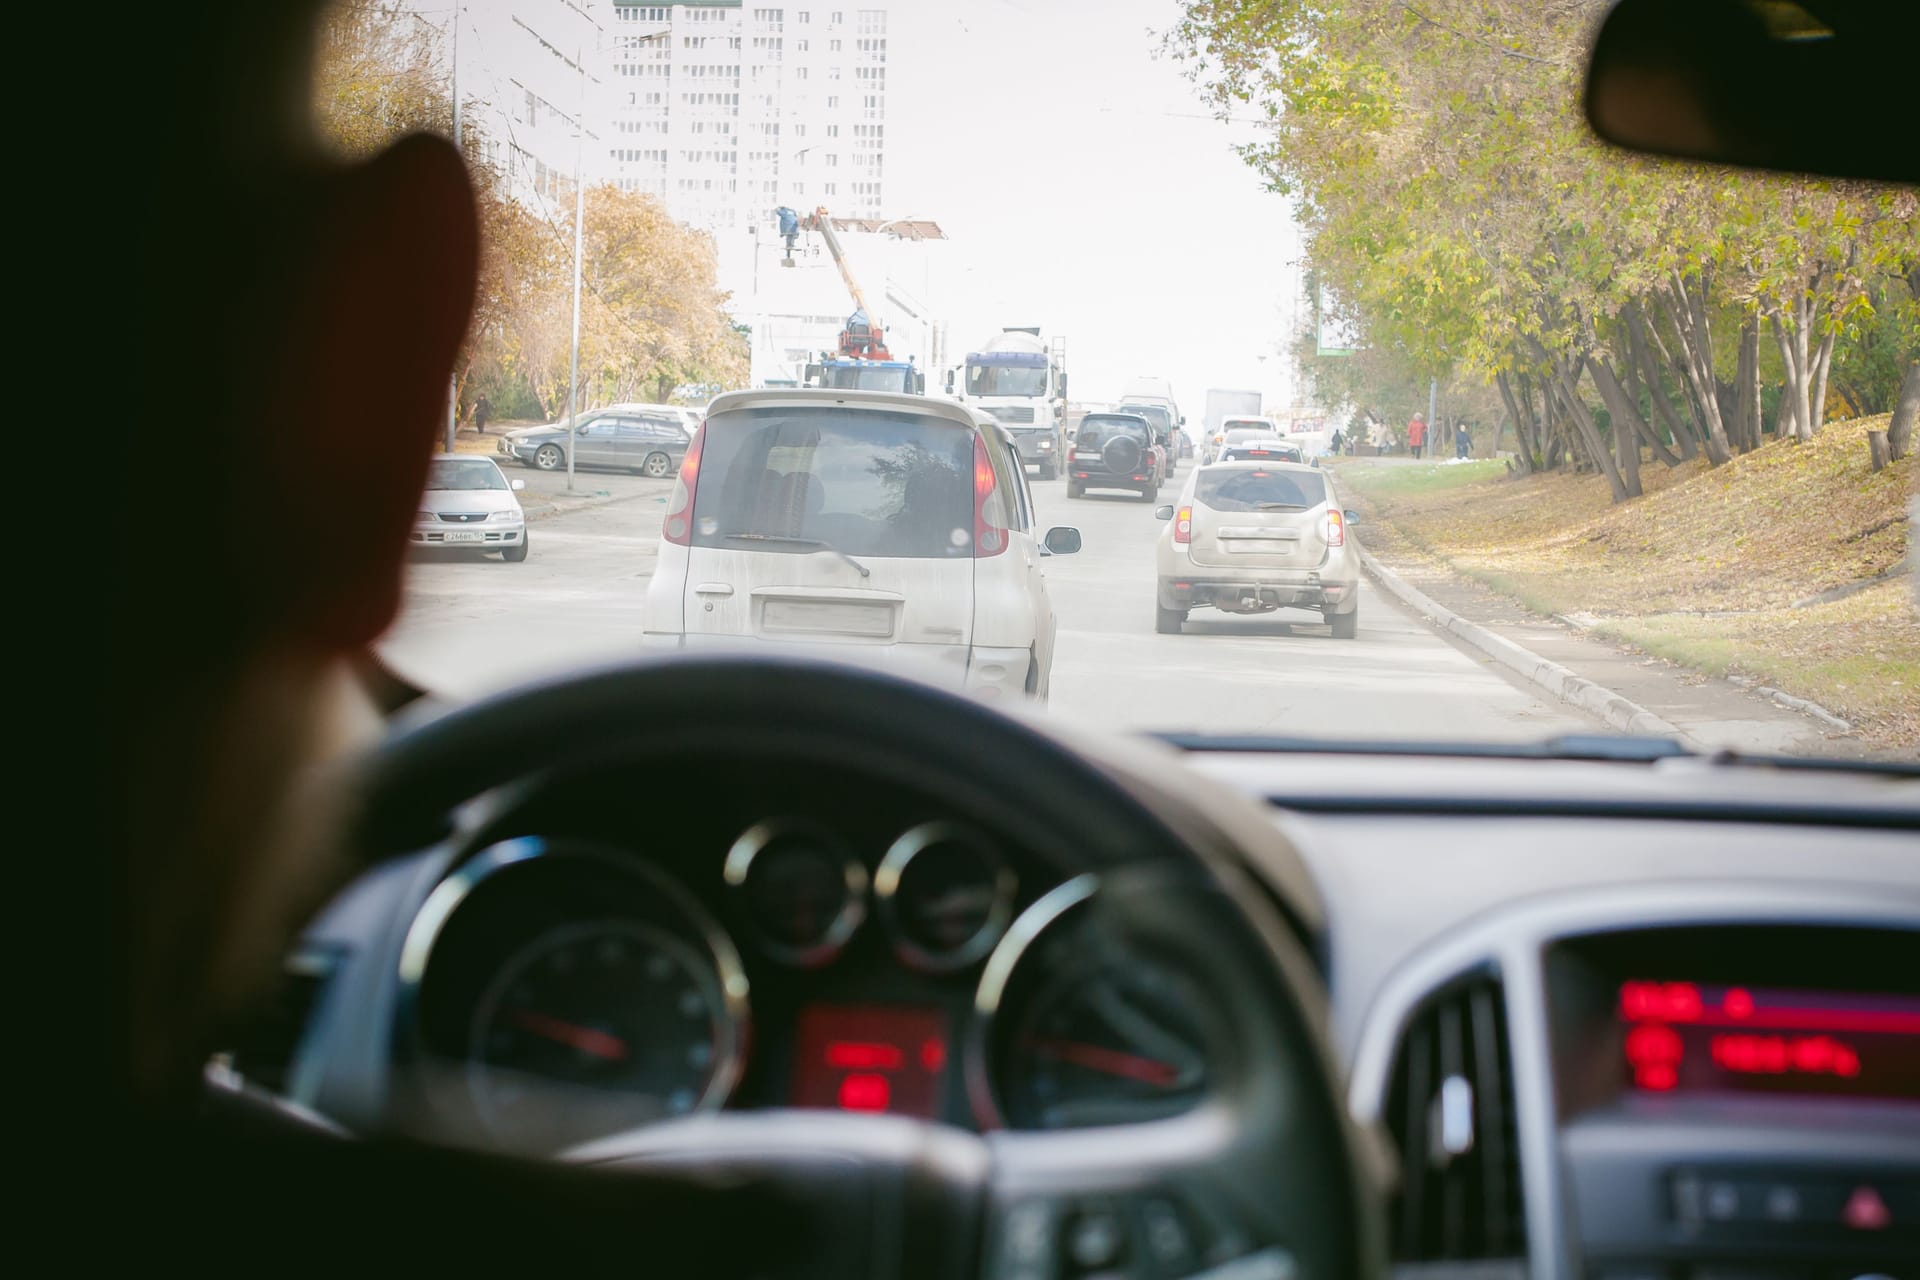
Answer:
1342 509 1360 526
1584 0 1919 184
1153 505 1175 521
510 478 526 491
1043 526 1082 555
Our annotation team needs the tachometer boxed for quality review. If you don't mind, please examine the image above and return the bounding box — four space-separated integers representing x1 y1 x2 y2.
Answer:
468 919 737 1148
971 876 1216 1131
993 953 1211 1130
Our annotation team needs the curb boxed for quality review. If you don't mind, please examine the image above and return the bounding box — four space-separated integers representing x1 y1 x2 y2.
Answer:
1355 542 1703 748
523 486 668 523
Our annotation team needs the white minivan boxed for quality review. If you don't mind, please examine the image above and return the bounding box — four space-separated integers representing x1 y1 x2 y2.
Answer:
643 389 1083 701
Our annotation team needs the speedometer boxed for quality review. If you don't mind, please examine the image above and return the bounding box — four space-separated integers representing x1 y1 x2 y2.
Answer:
468 919 738 1148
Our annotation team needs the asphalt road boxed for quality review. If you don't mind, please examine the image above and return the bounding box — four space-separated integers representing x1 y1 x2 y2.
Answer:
382 462 1593 741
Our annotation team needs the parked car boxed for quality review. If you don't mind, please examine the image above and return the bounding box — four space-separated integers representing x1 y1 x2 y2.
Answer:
1219 435 1305 464
642 388 1082 701
497 404 691 476
1065 412 1166 501
1154 460 1360 636
411 455 530 562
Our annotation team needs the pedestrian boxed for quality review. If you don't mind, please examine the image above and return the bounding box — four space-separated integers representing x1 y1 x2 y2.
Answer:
1407 411 1427 459
473 394 492 435
1455 418 1471 459
1330 426 1344 455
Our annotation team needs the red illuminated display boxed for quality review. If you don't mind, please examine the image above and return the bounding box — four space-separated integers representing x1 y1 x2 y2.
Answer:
791 1004 949 1118
1618 982 1920 1101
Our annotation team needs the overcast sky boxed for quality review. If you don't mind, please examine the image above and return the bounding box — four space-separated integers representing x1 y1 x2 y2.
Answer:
882 0 1303 413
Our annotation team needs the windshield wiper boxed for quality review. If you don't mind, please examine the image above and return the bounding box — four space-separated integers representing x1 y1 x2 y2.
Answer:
1257 502 1308 511
721 532 871 577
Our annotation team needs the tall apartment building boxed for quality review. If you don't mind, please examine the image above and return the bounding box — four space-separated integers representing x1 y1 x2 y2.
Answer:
604 3 889 233
457 1 605 213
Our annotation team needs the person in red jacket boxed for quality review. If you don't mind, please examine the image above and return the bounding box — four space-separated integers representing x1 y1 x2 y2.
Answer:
1407 412 1428 459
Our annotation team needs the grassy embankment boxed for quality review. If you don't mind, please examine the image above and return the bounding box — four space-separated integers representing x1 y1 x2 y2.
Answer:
1334 417 1918 753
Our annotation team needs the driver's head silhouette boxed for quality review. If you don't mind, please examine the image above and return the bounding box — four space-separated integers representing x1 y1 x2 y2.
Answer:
120 0 479 1104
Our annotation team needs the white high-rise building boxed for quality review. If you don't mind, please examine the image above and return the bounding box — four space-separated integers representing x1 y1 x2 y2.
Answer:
455 1 606 214
602 3 889 233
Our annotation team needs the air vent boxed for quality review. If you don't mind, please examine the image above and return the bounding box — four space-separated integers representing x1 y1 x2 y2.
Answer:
225 951 337 1097
1384 969 1526 1264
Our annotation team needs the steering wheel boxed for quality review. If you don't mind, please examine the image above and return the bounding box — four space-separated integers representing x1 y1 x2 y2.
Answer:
353 655 1381 1279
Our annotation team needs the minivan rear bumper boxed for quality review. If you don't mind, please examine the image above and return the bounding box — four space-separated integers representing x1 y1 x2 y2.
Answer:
1158 574 1355 613
642 633 1031 699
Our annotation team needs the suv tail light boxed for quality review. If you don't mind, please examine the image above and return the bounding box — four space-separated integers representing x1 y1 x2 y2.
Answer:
663 423 706 545
973 434 1008 557
1174 505 1192 544
1326 507 1345 547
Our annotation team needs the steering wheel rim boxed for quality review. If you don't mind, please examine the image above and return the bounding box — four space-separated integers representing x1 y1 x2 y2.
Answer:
349 654 1381 1278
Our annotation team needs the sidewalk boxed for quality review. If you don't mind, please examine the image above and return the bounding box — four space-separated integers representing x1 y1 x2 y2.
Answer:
1347 502 1876 760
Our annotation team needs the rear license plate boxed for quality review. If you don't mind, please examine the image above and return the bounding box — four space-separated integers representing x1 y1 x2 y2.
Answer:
443 530 485 544
1224 540 1296 554
762 599 896 638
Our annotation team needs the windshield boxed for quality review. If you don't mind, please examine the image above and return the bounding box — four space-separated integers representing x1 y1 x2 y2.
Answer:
966 364 1048 397
1196 467 1327 512
371 0 1917 759
692 408 975 560
426 459 508 491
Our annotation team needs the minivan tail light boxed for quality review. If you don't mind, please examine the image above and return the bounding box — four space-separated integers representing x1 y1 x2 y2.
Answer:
1326 507 1345 547
663 422 706 545
973 434 1008 557
1174 506 1192 544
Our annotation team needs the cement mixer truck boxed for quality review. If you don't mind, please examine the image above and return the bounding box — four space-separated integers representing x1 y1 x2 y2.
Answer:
947 328 1069 479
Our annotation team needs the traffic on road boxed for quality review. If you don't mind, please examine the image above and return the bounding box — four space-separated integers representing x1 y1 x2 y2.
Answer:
388 389 1590 742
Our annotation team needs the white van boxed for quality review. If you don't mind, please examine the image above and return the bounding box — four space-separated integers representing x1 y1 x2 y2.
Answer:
642 389 1082 701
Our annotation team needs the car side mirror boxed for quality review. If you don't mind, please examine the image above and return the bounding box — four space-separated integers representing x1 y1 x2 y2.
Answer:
1043 526 1082 555
1342 509 1360 526
510 478 526 491
1153 505 1174 521
1584 0 1918 184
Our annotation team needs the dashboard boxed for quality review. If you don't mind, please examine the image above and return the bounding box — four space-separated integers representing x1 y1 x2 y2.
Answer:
248 699 1920 1279
312 751 1232 1159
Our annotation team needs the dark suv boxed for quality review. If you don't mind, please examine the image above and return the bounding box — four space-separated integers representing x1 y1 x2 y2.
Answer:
1066 412 1166 501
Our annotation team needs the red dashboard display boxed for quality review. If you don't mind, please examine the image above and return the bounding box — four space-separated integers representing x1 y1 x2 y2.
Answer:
790 1004 950 1118
1619 981 1920 1101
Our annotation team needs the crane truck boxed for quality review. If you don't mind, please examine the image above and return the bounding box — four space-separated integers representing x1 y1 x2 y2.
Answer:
793 207 925 395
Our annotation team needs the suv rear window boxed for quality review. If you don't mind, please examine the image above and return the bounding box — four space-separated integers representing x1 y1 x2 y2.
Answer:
1076 416 1149 447
692 407 976 559
1194 467 1327 512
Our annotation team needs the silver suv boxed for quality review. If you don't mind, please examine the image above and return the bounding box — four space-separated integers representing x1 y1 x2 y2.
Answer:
1153 460 1360 636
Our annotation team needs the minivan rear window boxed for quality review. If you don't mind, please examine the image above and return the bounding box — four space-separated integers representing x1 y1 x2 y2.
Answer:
692 407 976 559
1194 468 1327 512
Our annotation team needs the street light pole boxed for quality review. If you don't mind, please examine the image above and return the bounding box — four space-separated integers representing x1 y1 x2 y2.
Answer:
446 4 460 455
565 47 587 493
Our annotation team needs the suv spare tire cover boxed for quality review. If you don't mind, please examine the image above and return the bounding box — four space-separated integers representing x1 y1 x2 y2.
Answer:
1101 434 1142 474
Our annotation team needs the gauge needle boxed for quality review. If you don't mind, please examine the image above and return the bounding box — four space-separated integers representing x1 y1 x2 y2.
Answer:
508 1009 629 1062
1026 1038 1179 1087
